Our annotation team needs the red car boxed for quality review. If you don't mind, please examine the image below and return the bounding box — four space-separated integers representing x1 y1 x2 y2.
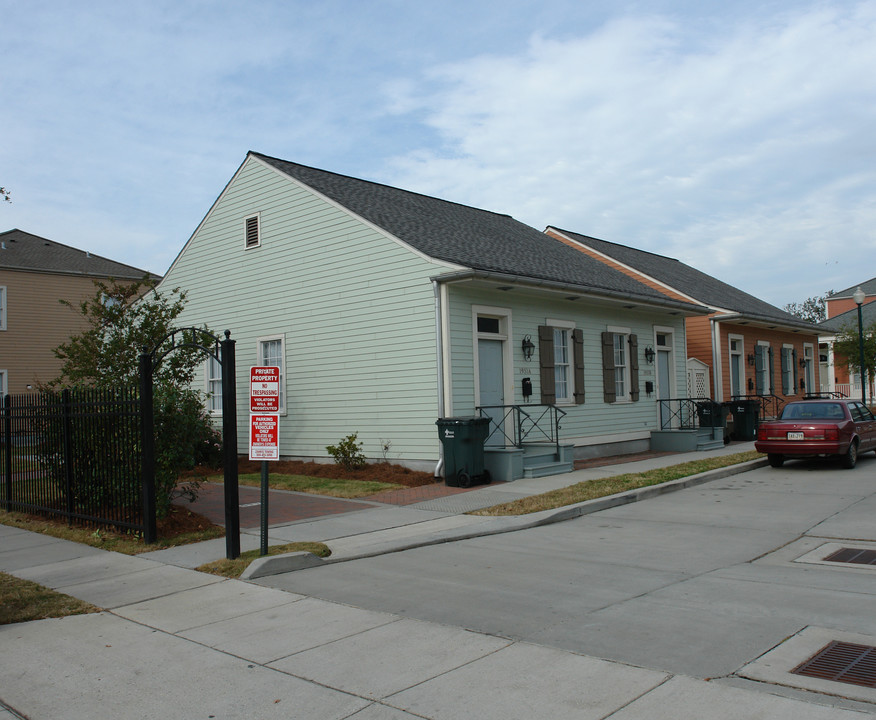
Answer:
755 399 876 469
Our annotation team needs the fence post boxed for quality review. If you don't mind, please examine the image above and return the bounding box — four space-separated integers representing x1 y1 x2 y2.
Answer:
139 351 157 543
220 331 240 560
2 395 11 510
62 389 75 522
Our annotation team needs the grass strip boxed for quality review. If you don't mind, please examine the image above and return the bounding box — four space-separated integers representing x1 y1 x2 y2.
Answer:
0 572 100 625
0 509 224 555
196 542 331 578
471 450 763 516
213 473 405 498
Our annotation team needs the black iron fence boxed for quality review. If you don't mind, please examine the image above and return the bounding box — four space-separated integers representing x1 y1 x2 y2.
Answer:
1 388 147 534
477 404 567 455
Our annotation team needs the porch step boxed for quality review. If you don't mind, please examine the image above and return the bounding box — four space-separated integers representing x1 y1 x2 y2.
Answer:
695 427 725 452
522 443 574 479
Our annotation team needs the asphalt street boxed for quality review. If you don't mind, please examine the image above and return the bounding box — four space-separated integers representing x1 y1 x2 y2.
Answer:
256 455 876 698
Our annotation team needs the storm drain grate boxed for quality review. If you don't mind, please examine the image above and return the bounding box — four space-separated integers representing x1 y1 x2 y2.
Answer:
823 548 876 565
792 641 876 689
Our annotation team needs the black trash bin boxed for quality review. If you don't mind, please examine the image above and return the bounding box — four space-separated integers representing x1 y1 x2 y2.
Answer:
696 400 725 428
436 417 491 488
729 399 760 440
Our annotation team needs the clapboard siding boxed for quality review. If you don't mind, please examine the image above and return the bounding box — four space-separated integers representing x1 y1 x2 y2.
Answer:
445 285 688 444
163 156 446 464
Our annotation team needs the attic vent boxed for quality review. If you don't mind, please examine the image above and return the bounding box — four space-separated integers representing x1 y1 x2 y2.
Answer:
245 215 260 249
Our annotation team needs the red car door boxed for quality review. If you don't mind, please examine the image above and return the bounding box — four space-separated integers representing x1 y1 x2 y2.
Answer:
849 402 876 452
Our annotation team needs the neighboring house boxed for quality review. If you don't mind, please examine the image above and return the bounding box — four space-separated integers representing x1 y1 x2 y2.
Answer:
159 152 710 478
818 280 876 401
544 228 823 419
0 229 155 395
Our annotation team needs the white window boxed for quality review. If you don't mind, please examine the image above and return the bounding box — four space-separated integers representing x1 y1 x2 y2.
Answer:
729 335 744 398
0 286 6 330
755 341 771 395
245 214 261 249
258 335 285 412
547 319 576 404
206 355 222 413
0 369 6 397
614 333 628 399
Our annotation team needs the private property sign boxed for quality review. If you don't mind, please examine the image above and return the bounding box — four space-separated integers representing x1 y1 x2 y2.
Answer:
250 366 280 412
249 414 279 460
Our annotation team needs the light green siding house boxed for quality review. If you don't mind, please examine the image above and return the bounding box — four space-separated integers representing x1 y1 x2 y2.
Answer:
160 152 708 480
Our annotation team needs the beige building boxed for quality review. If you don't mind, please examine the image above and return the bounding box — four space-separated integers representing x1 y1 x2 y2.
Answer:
0 229 156 395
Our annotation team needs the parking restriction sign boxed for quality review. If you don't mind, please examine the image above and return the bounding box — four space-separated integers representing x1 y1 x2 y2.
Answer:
249 414 279 460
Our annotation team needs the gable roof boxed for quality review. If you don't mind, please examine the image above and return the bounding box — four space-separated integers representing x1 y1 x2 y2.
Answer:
828 278 876 299
547 227 819 333
0 229 155 279
819 300 876 333
251 153 707 314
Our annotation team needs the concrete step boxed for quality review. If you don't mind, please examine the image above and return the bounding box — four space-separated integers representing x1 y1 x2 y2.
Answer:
523 460 575 478
696 439 725 451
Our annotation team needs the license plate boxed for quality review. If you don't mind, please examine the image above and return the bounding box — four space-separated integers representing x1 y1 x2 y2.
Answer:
787 431 804 440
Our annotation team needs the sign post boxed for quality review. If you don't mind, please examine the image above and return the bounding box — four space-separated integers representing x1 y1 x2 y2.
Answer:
250 367 280 555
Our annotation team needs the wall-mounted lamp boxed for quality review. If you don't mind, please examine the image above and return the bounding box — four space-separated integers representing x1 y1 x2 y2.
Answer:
799 357 807 368
643 346 655 364
522 335 535 362
747 353 756 366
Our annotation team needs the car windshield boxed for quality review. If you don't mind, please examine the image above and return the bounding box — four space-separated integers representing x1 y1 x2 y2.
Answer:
781 403 845 420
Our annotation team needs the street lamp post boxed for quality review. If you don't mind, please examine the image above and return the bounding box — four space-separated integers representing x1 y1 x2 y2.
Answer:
853 286 866 406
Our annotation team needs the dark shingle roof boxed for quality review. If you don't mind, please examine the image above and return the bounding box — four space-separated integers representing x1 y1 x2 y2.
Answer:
251 153 705 311
828 278 876 299
819 300 876 333
549 227 819 332
0 229 155 279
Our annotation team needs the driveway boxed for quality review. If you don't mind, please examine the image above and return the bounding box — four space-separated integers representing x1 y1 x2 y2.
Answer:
257 455 876 692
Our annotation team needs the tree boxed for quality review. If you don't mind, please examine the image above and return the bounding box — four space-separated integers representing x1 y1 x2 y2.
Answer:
1 186 10 202
48 277 221 515
833 319 876 396
783 291 833 324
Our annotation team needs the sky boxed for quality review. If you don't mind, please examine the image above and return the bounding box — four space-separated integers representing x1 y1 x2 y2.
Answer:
2 0 875 308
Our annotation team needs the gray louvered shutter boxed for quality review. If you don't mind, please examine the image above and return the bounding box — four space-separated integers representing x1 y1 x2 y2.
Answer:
572 329 585 405
602 332 616 404
629 334 640 402
538 326 556 404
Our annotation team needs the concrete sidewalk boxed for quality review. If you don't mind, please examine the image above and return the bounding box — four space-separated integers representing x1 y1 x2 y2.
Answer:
141 442 767 577
4 443 872 718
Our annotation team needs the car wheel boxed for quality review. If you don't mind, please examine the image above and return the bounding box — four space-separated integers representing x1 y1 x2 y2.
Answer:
841 440 858 469
768 454 784 468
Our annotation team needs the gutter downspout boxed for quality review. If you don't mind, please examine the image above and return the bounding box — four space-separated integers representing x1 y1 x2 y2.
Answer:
433 279 445 479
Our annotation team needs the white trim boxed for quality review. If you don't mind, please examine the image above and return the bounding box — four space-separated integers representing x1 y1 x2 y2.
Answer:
472 305 513 434
0 369 6 396
547 318 576 405
653 325 677 402
257 334 287 415
727 333 745 400
441 283 453 416
244 212 261 250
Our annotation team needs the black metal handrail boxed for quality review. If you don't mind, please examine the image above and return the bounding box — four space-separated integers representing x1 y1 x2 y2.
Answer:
804 391 848 399
476 404 566 455
657 397 712 430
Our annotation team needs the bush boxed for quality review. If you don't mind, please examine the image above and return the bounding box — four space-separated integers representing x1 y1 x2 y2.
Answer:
326 433 367 470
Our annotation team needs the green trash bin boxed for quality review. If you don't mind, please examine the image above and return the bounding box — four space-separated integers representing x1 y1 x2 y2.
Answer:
729 399 760 440
436 417 491 488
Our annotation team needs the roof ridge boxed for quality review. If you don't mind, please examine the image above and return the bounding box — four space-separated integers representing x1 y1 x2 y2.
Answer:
250 151 516 221
550 226 684 264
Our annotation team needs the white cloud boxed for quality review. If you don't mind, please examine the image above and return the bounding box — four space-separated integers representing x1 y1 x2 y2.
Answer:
382 2 876 305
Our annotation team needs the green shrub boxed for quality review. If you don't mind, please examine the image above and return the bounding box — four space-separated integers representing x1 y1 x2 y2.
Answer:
326 433 367 470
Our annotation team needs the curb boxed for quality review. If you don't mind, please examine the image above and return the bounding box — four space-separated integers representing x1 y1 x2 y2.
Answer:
244 458 768 576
